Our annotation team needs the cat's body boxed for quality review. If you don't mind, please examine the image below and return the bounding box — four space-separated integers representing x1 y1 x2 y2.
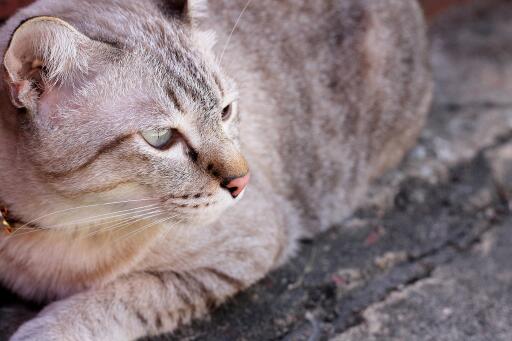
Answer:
0 0 431 340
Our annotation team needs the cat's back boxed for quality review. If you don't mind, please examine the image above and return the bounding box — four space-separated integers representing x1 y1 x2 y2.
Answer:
211 0 432 234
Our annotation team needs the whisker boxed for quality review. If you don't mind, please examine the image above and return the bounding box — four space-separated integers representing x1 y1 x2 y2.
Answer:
8 209 167 240
3 228 37 239
50 203 161 229
15 198 160 231
6 201 161 239
219 0 253 63
83 209 168 239
114 214 181 244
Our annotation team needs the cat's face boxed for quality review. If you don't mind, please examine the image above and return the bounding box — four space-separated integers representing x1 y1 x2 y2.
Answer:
2 7 249 232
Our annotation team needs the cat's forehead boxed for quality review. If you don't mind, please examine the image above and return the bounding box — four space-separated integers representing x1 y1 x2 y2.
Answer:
89 30 233 123
57 4 236 120
131 50 229 120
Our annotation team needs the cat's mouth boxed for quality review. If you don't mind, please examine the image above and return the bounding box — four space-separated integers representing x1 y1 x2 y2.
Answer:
159 185 243 223
164 191 224 211
0 177 249 236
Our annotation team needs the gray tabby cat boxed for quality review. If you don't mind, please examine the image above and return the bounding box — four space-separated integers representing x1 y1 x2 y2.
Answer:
0 0 431 339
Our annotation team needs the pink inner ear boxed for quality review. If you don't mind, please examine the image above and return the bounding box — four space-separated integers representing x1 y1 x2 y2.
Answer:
38 85 74 121
38 89 58 119
6 77 72 121
7 80 30 108
6 77 71 118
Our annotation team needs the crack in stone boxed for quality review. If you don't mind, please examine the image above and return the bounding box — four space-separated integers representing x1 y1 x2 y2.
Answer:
282 136 512 340
325 144 512 339
437 101 512 112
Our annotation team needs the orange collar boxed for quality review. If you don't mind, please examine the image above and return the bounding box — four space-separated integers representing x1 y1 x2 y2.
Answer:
0 207 13 235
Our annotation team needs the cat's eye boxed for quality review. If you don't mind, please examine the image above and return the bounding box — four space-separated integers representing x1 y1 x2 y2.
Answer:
141 128 174 150
221 102 236 121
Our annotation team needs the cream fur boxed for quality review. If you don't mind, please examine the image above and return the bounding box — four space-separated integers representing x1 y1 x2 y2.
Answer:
0 0 431 340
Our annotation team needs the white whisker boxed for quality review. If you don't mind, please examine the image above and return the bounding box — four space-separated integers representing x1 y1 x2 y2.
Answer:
114 214 181 244
16 198 160 231
9 209 168 241
83 209 168 239
219 0 253 63
51 203 161 229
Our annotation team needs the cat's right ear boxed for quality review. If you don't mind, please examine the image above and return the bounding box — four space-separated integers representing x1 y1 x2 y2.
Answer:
159 0 208 25
3 16 105 112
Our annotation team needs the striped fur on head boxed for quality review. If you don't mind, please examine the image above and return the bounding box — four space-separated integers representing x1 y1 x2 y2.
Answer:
0 0 244 233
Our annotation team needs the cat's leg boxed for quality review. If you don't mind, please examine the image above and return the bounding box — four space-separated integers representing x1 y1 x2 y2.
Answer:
10 257 278 340
11 272 249 340
10 208 287 341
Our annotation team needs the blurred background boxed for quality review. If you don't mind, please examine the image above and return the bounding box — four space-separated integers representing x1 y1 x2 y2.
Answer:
0 0 474 22
0 0 32 20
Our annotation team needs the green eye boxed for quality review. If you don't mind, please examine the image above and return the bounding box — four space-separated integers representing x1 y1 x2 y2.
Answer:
141 128 173 150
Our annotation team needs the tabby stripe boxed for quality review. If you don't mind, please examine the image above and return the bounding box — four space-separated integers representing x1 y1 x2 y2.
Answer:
145 271 167 287
167 87 185 113
172 272 196 316
167 310 177 326
192 62 223 110
169 49 219 108
168 48 202 100
112 313 121 326
186 272 218 310
152 47 208 108
194 59 223 99
166 46 222 111
155 313 163 329
170 71 202 103
203 267 245 292
135 311 149 327
170 43 202 79
188 61 217 100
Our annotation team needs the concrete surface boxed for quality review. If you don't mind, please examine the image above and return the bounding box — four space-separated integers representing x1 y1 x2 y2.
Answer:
1 1 512 340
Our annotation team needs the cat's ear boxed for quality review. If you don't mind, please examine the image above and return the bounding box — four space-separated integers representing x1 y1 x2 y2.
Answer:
160 0 208 25
3 16 101 112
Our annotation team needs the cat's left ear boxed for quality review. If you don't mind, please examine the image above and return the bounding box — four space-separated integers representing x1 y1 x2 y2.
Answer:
3 16 108 112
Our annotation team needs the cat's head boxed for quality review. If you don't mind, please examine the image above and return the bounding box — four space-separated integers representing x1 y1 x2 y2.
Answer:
1 0 249 233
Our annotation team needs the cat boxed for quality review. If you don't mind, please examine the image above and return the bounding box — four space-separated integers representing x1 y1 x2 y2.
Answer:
0 0 431 340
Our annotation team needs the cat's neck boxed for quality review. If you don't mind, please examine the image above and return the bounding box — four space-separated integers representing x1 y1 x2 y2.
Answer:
0 221 167 300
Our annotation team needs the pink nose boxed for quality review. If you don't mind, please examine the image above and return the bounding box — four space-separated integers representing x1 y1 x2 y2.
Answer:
222 173 250 198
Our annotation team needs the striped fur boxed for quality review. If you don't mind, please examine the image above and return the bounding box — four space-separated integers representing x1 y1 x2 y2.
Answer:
0 0 431 340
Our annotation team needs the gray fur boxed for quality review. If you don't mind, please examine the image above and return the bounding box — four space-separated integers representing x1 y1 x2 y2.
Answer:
0 0 431 340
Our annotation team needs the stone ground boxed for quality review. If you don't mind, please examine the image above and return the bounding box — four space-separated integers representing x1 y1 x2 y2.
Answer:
2 1 512 340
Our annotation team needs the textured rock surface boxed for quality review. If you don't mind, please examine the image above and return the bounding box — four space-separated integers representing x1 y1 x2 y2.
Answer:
2 1 512 341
